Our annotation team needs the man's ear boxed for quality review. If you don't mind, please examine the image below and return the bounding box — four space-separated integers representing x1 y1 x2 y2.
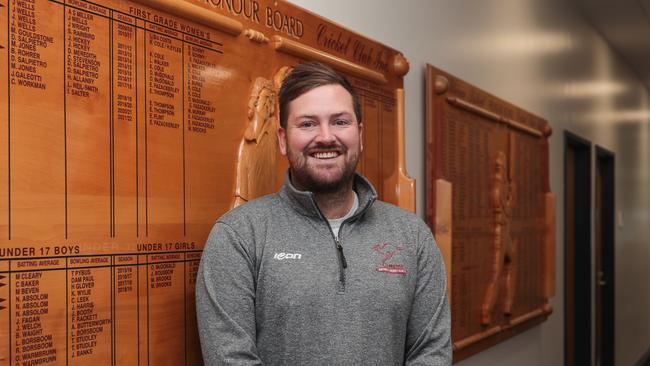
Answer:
278 127 287 155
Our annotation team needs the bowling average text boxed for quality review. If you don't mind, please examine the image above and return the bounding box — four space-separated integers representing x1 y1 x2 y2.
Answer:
0 242 196 257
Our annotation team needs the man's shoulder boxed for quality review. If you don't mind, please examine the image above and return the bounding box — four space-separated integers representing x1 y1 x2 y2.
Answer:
369 199 429 230
218 193 282 227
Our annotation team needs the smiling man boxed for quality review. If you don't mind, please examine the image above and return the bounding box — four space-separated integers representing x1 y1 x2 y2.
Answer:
196 62 451 365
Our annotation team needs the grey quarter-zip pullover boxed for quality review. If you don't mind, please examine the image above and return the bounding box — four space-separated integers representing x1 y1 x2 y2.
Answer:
196 173 451 365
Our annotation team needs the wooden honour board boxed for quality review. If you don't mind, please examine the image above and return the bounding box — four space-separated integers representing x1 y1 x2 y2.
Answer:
0 0 415 365
425 64 556 362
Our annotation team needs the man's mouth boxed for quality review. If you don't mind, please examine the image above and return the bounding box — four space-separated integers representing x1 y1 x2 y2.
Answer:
310 151 340 159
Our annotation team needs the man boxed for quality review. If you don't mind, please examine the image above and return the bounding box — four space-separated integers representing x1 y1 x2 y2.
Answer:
196 61 451 365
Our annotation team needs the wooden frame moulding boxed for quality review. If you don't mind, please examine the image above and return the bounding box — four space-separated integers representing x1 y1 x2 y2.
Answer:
435 178 452 300
383 88 416 212
133 0 244 36
445 97 543 138
272 35 388 85
544 193 556 298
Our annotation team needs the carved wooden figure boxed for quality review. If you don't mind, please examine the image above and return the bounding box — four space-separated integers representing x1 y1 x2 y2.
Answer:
232 67 293 208
482 150 517 325
233 77 279 207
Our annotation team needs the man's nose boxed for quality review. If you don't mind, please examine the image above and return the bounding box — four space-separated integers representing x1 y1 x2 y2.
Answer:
315 123 336 143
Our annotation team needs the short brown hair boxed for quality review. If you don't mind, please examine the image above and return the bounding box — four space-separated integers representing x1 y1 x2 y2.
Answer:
278 61 362 129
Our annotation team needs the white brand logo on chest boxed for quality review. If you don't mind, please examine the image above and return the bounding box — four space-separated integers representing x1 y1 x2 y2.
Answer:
273 252 302 260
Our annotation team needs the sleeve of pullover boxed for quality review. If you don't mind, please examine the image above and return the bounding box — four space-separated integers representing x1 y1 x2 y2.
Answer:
195 222 263 366
404 227 452 365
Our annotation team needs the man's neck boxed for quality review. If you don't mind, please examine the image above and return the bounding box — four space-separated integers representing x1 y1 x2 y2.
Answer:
313 184 356 219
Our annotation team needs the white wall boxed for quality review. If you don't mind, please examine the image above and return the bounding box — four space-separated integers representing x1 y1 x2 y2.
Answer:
290 0 650 365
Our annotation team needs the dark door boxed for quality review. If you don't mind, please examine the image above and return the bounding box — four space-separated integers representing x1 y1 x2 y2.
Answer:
595 146 615 366
564 132 591 366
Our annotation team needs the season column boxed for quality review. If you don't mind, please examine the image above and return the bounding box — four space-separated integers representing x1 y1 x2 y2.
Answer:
184 251 202 366
112 254 139 365
112 12 138 238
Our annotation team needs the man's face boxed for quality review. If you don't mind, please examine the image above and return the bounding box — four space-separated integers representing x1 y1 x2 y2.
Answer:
278 84 363 193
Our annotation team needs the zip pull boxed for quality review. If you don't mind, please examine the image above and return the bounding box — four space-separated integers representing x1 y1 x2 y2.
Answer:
335 238 348 268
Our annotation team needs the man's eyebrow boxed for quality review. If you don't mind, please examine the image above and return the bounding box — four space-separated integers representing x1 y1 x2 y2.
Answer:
293 114 318 120
292 112 351 119
291 112 355 123
330 112 353 119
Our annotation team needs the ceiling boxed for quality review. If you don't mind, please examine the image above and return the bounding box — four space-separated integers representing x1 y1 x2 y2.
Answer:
573 0 650 91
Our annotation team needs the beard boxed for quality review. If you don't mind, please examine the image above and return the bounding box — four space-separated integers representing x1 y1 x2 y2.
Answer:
287 142 360 194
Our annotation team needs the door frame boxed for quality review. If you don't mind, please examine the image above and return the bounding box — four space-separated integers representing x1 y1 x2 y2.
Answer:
564 131 592 366
595 146 615 366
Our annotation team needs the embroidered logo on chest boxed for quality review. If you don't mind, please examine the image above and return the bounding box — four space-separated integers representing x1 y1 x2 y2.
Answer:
273 252 302 260
372 243 407 275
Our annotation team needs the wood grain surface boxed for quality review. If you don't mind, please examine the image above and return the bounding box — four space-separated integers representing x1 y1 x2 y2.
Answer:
0 1 414 364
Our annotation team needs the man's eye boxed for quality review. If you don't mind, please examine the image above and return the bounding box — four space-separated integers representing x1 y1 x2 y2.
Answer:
333 119 351 126
299 121 316 128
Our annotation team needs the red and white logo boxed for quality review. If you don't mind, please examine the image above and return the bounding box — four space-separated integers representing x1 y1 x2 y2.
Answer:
372 243 407 275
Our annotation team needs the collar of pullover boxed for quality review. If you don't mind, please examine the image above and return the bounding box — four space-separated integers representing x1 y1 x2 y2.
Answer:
279 171 378 220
